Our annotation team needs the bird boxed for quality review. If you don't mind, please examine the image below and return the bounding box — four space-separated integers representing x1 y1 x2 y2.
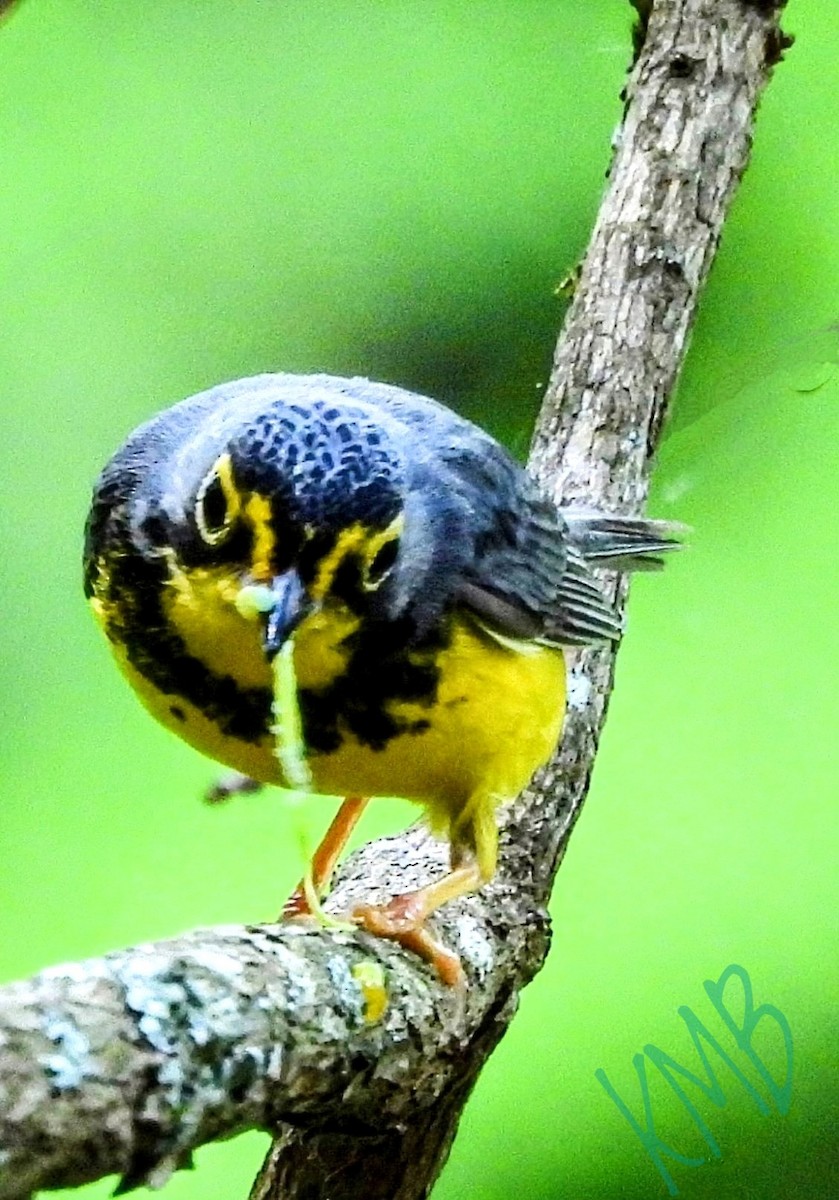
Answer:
84 373 681 985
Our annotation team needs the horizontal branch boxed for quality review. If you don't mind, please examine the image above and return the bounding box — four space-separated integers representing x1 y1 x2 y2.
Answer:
0 828 542 1199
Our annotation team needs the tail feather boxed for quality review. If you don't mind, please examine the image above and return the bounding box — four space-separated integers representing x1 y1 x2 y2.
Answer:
562 508 687 572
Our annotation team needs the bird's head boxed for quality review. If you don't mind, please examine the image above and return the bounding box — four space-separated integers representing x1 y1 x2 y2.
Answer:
84 379 450 665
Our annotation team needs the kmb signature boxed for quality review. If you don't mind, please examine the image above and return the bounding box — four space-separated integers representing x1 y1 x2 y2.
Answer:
595 964 793 1196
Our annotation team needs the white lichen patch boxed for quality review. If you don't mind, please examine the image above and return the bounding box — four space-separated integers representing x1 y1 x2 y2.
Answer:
258 943 319 1013
566 672 593 711
456 915 494 978
265 1041 284 1082
325 954 364 1020
38 1014 92 1091
185 948 245 978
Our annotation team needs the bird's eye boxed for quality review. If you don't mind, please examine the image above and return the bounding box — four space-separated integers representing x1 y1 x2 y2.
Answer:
195 458 238 545
363 537 399 590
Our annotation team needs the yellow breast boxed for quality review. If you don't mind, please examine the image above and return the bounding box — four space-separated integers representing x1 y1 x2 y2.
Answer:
94 560 566 835
308 616 566 827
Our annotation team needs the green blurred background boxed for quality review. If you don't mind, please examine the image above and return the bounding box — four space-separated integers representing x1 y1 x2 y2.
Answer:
1 2 836 1198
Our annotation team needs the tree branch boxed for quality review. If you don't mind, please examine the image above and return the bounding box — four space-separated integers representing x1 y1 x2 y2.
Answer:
0 2 789 1198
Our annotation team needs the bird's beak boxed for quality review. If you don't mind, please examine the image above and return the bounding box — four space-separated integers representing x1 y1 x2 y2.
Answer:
234 569 312 657
262 569 310 659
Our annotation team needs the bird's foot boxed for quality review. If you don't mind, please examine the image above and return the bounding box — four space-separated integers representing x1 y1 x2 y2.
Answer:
282 886 311 920
352 893 465 988
282 871 320 920
280 795 368 922
282 870 354 932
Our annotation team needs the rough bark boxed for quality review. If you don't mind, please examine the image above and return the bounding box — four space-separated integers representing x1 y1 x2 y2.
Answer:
0 2 789 1198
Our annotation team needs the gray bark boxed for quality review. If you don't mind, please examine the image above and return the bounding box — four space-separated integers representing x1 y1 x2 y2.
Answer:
0 2 790 1198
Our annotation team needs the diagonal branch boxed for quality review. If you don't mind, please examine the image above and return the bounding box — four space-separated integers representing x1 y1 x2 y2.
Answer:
0 3 790 1199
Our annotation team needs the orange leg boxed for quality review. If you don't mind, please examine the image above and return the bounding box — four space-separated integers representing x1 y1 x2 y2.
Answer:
282 796 368 919
352 862 484 988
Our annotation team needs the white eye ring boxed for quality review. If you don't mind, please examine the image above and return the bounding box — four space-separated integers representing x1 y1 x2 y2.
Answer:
195 461 236 545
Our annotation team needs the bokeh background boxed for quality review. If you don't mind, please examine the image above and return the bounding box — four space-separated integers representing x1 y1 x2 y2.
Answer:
1 3 836 1199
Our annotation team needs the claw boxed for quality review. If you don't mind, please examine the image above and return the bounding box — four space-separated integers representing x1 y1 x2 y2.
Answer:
352 897 465 987
280 796 367 919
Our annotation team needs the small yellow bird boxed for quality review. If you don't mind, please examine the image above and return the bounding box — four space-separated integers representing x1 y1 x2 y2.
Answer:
84 374 680 983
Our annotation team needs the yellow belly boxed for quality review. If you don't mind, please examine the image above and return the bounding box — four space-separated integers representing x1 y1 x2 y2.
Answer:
95 565 567 842
308 618 566 823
